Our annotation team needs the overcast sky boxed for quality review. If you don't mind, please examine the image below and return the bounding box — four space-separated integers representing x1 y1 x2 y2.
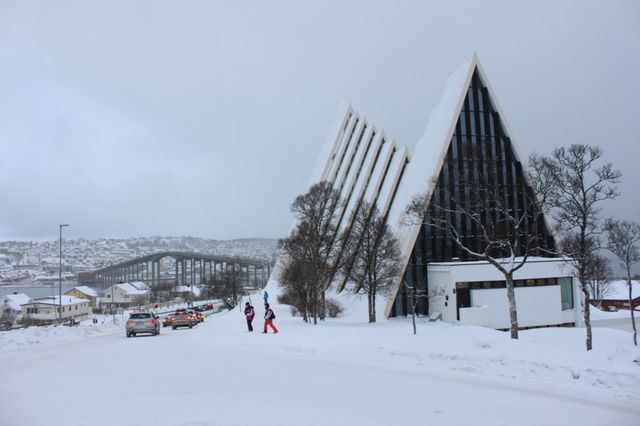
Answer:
0 0 638 241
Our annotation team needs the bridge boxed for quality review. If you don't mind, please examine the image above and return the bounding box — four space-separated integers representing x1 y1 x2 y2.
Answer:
89 251 272 289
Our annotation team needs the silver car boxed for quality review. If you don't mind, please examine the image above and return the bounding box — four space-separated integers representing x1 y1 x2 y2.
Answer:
126 312 160 337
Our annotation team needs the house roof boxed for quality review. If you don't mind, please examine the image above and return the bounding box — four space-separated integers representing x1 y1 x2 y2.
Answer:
66 286 98 297
116 283 149 295
23 296 88 306
3 293 32 310
129 281 150 291
602 280 639 301
174 285 202 296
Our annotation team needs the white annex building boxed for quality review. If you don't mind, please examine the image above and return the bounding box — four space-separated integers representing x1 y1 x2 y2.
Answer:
281 53 581 330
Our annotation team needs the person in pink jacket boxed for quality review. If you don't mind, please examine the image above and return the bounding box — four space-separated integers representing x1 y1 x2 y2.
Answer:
244 302 255 332
263 303 278 334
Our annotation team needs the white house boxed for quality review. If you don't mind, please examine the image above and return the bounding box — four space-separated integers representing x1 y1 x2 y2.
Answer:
21 296 91 325
2 293 32 326
101 282 151 308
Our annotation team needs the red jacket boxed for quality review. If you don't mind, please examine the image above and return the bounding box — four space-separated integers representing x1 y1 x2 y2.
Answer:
244 306 254 320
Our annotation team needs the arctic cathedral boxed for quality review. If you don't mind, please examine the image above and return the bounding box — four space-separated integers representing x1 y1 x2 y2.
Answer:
285 54 581 330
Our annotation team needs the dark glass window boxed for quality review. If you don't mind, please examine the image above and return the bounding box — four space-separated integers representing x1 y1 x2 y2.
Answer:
392 67 557 317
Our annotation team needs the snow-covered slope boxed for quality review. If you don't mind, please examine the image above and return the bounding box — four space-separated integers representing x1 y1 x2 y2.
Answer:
1 301 639 426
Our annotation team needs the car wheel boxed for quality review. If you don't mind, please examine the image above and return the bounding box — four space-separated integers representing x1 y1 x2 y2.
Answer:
189 325 193 329
126 332 131 338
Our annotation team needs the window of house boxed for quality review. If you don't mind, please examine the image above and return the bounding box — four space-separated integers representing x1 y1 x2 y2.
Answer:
559 277 574 310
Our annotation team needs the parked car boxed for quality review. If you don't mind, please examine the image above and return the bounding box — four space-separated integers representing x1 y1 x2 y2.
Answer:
126 312 160 337
162 315 173 328
188 310 202 324
171 308 196 329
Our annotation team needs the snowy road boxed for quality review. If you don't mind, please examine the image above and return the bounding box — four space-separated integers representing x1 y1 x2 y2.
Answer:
1 310 639 426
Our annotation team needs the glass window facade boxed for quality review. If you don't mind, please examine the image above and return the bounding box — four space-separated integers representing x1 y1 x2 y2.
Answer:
391 68 557 317
559 277 574 310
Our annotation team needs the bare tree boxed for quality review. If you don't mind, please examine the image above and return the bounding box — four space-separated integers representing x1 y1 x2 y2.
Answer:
205 266 243 309
584 253 614 309
345 202 401 323
536 144 621 350
132 294 148 307
407 150 553 339
278 257 313 322
149 281 174 303
0 304 17 330
604 218 640 346
279 182 344 324
403 281 445 335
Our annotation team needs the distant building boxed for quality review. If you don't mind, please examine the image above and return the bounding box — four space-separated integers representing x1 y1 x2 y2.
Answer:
599 280 639 311
100 282 151 308
21 296 90 325
65 286 99 307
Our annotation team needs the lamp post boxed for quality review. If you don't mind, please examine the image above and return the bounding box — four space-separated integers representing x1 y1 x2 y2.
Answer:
58 224 69 324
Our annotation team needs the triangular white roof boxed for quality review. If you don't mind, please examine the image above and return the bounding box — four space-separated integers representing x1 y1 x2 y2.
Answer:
382 53 538 317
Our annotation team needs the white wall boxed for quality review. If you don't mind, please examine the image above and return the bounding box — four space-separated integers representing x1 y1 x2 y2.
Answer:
428 258 579 329
471 286 562 329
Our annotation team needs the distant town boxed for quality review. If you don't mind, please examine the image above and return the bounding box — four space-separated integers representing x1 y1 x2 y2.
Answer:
0 236 280 285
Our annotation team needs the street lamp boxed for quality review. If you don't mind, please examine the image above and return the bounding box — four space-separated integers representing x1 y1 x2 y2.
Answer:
58 224 69 324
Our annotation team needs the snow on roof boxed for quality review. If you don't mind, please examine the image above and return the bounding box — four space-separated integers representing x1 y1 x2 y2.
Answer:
67 286 98 297
116 283 149 295
382 54 477 317
4 293 32 311
24 296 88 306
129 281 150 291
602 280 639 301
428 256 567 267
174 285 202 296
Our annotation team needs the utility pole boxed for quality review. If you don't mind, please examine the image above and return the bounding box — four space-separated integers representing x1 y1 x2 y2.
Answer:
58 224 69 325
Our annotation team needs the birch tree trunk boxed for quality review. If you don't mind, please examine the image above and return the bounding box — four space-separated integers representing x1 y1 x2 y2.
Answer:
628 269 637 346
368 292 376 323
505 272 519 339
582 285 593 351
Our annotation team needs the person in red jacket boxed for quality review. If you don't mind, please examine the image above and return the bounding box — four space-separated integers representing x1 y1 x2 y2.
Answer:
263 303 278 334
244 302 255 332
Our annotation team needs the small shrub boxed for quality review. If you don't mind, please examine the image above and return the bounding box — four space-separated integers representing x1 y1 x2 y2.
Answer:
325 298 344 318
277 293 292 306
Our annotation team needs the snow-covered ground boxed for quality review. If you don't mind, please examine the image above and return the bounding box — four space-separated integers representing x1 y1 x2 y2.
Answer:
1 296 639 426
